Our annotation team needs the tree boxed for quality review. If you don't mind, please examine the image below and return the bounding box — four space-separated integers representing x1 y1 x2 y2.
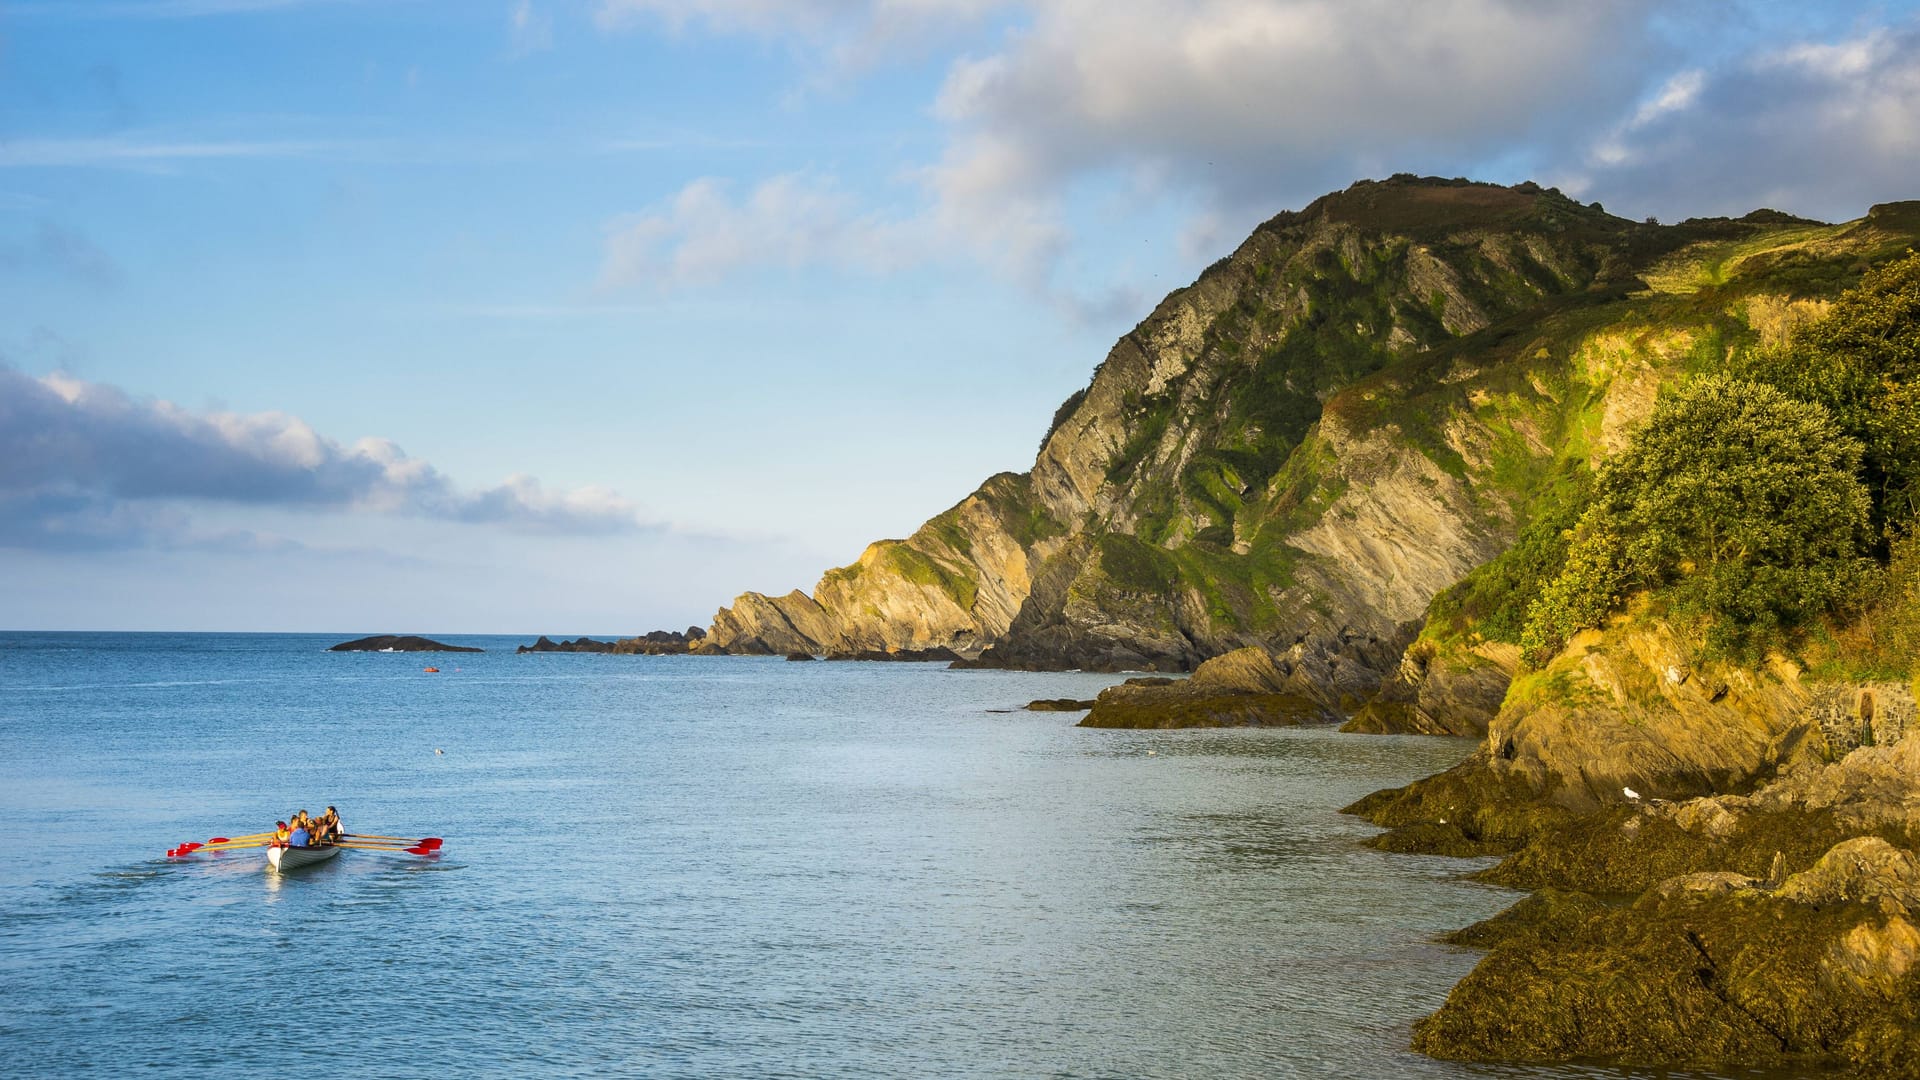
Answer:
1521 376 1872 664
1742 251 1920 527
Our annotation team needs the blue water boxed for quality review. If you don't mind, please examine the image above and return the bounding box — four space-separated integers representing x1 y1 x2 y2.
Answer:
0 632 1727 1078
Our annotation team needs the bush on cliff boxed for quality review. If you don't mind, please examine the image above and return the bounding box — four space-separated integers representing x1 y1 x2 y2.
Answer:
1521 376 1873 665
1741 250 1920 530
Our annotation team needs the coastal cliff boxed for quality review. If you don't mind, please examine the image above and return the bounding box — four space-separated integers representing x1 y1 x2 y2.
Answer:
713 177 1648 684
711 178 1920 733
1344 242 1920 1072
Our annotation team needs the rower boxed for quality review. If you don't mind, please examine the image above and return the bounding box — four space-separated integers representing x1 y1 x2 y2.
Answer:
273 820 291 847
287 818 311 848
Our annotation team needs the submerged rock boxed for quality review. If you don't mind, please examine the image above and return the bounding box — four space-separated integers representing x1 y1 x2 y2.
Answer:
1025 698 1096 712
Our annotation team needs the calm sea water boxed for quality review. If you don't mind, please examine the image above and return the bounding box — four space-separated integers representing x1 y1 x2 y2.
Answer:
0 632 1730 1079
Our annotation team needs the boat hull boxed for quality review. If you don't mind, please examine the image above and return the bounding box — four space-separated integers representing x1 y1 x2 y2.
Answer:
267 844 341 872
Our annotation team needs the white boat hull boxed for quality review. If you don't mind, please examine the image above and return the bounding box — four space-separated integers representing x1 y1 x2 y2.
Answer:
267 844 341 872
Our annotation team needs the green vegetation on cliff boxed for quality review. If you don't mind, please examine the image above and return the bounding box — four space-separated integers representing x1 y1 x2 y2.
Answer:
1520 377 1874 663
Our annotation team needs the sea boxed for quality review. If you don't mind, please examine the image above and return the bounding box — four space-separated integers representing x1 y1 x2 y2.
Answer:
0 631 1749 1079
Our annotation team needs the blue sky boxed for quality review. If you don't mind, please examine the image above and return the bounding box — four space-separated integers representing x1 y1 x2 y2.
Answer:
3 0 1918 633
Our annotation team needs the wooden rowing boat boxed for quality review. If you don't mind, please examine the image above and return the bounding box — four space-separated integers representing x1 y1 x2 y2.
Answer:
267 843 341 872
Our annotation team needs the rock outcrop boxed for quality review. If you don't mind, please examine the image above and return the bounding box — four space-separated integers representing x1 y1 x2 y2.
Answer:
706 181 1920 722
1078 646 1329 728
517 635 616 654
328 635 481 653
711 177 1651 688
1392 731 1920 1075
515 628 713 655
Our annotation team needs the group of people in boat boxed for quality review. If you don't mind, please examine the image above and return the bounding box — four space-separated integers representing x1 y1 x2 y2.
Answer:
273 806 341 849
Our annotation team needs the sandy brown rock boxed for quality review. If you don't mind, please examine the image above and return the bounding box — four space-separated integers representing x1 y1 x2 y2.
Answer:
1079 647 1332 729
1345 639 1518 736
1415 833 1920 1075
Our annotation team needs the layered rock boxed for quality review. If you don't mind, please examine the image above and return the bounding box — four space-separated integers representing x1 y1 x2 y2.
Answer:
707 182 1919 721
712 177 1644 687
1078 646 1329 728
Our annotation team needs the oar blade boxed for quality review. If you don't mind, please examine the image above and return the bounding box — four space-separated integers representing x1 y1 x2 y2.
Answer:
405 845 434 856
419 838 443 849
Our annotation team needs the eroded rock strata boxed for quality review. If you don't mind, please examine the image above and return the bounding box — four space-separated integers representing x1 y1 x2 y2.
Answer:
707 178 1920 724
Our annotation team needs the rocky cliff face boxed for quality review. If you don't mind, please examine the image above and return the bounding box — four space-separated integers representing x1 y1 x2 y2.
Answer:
706 178 1913 715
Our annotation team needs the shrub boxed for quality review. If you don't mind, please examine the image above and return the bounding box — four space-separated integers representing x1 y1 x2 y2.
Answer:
1741 251 1920 529
1521 376 1873 664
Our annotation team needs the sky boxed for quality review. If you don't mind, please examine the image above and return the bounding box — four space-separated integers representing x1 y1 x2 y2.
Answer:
3 0 1919 634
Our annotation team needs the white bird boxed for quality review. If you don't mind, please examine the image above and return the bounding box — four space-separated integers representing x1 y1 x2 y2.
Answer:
1623 786 1640 800
435 748 445 755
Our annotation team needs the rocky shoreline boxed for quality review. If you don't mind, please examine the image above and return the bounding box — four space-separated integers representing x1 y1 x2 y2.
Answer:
1338 623 1920 1074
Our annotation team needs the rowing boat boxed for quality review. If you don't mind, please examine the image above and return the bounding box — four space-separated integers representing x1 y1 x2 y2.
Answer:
267 843 341 872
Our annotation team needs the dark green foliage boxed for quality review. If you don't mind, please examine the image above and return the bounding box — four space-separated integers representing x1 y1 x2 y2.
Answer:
1812 522 1920 681
1427 462 1594 643
1095 532 1175 592
1739 251 1920 528
1040 388 1088 451
1521 377 1873 664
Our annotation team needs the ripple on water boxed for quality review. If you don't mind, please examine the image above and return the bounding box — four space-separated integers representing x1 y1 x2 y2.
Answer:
2 634 1768 1079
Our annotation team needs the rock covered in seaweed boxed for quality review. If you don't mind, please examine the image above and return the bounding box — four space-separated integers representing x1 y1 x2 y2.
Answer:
1416 833 1920 1075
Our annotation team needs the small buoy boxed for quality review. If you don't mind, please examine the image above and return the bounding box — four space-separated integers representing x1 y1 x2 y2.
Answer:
423 667 440 673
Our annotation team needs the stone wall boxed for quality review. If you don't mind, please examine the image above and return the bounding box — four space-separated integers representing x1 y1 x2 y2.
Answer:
1810 681 1919 752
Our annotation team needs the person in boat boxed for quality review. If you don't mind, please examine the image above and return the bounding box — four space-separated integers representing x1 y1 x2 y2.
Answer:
287 816 312 848
273 820 291 847
315 807 341 845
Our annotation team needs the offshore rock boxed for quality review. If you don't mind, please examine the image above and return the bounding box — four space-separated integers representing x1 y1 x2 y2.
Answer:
1026 698 1096 712
823 646 964 663
517 635 616 654
328 635 481 653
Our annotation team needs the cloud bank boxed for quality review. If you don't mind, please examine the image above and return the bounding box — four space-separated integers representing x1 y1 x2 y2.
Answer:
595 2 1920 303
0 365 655 550
1568 24 1920 220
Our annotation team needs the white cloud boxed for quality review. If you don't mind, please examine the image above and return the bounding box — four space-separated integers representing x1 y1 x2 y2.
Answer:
0 365 659 549
0 136 333 170
599 1 1665 306
927 1 1656 217
509 0 554 55
600 173 929 286
3 0 387 19
1573 24 1920 220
